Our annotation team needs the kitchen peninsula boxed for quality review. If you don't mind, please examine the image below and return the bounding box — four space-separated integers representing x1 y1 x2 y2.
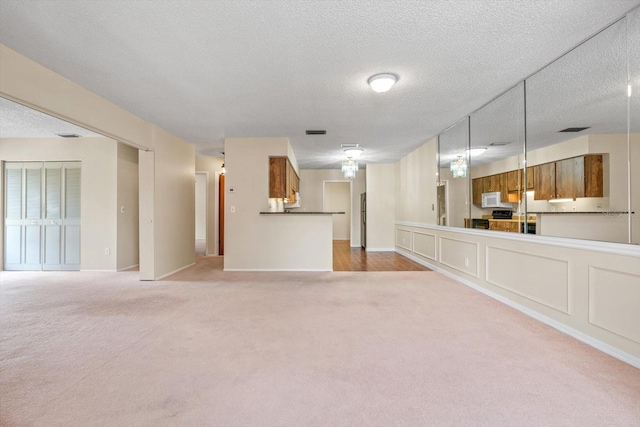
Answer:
223 137 340 271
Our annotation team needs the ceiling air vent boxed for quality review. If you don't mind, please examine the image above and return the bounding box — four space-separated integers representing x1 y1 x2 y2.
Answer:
489 142 510 146
56 133 81 138
559 127 590 133
306 130 326 135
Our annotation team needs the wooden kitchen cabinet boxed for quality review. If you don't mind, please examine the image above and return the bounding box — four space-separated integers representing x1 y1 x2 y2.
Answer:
269 157 300 201
555 155 603 199
472 178 483 205
506 170 520 192
533 155 603 200
533 162 556 200
500 173 509 202
489 220 520 232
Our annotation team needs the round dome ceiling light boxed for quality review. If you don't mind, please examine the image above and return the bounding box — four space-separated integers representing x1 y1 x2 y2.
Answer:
466 147 487 156
368 73 398 93
344 147 364 158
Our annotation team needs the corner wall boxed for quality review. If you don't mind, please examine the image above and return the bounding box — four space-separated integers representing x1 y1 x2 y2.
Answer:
366 163 396 250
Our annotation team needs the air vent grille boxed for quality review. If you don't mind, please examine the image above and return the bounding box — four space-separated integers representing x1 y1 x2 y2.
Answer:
559 127 590 133
56 133 81 138
306 130 326 135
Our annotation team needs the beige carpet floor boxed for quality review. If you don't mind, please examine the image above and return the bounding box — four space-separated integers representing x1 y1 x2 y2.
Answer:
1 256 639 426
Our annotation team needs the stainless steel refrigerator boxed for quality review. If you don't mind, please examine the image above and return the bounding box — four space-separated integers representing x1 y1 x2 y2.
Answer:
360 192 366 249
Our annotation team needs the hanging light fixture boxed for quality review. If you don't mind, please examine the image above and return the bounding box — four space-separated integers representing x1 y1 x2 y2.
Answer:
342 159 359 179
450 155 467 178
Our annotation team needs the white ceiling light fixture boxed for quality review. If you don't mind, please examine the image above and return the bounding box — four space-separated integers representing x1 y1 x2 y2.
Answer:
344 147 363 158
466 147 487 156
368 73 398 93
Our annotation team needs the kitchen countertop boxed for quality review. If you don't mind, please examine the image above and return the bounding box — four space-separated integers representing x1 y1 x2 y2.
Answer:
260 211 345 215
529 211 634 214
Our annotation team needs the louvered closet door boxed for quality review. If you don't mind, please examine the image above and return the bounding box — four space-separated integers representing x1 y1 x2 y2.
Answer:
42 162 63 270
62 163 81 270
3 162 81 271
4 163 25 270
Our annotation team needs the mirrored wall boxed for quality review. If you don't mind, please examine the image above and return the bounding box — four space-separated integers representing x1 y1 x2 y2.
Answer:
437 8 639 245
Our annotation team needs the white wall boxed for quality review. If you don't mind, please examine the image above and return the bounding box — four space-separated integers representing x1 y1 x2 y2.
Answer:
366 163 396 250
1 43 196 280
0 137 118 270
117 142 139 270
195 173 206 240
195 156 224 256
395 137 438 224
224 137 332 271
299 168 365 246
324 182 351 240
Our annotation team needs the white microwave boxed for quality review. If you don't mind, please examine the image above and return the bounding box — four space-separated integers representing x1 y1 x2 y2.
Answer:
481 192 514 209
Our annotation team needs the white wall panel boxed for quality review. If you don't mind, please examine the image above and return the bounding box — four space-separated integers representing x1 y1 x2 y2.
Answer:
589 266 640 343
413 231 436 260
396 228 411 251
439 236 478 277
486 246 569 314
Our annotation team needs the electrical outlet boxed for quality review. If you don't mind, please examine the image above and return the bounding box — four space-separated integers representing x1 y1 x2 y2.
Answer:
104 248 110 255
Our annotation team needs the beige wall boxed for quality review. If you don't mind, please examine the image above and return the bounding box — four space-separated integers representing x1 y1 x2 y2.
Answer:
0 137 118 270
117 143 139 270
299 169 366 246
151 126 196 278
395 137 438 225
324 182 351 240
224 137 331 270
366 163 396 250
1 43 196 279
195 156 224 255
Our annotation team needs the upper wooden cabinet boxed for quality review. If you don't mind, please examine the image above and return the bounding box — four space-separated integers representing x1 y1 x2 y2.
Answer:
533 162 556 200
533 154 603 200
472 178 483 205
269 157 300 202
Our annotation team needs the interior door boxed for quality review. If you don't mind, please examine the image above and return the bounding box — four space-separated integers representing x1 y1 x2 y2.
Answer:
23 162 44 270
62 163 81 270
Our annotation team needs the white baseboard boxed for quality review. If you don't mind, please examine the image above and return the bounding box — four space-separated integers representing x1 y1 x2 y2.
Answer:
365 247 395 252
117 264 139 271
396 247 640 370
156 262 196 280
223 268 332 272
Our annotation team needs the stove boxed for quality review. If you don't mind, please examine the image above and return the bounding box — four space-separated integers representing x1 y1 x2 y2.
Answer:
492 209 513 220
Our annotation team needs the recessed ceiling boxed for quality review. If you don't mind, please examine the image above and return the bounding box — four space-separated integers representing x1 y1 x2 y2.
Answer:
0 98 102 139
0 1 638 168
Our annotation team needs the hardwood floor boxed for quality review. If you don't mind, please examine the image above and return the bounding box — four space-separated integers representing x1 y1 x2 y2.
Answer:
332 240 430 272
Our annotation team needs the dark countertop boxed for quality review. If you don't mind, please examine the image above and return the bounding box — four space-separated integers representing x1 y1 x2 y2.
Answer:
260 211 345 215
530 211 634 215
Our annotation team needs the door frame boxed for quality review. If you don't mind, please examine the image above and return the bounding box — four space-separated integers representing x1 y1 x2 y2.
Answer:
194 171 209 255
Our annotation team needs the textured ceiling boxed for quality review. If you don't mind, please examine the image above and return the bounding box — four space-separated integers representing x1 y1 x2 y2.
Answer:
0 0 638 168
0 98 102 138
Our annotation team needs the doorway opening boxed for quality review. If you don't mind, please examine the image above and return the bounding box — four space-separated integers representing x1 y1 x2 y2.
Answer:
323 181 351 241
437 180 448 226
195 172 207 256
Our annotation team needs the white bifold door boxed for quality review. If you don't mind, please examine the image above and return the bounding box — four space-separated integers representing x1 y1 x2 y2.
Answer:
4 162 81 271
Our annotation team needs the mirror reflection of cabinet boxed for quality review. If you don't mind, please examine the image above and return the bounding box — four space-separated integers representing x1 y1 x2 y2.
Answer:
533 155 602 200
